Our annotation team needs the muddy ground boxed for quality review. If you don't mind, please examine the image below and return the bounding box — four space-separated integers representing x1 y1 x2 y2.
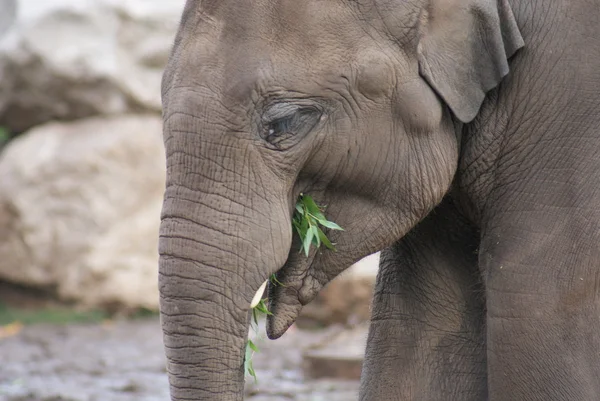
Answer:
0 318 361 401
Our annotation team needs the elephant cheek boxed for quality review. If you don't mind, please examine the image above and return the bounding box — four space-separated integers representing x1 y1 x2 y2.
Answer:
393 79 444 133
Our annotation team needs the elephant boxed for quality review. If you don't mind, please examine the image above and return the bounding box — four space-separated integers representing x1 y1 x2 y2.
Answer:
158 0 600 400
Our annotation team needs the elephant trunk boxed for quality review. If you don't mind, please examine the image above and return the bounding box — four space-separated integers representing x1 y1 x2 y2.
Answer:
159 203 249 400
158 115 292 400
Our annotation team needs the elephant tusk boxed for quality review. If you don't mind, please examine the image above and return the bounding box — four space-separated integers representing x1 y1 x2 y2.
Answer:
250 279 268 308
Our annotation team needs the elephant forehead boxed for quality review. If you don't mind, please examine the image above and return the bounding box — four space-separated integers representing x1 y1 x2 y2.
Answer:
176 0 376 104
207 0 360 43
218 56 330 106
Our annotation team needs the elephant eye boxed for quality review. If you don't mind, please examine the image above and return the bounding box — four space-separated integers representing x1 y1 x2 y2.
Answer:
262 106 322 150
266 117 294 139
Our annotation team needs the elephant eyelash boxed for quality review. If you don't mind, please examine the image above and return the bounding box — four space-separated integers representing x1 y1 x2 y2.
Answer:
263 103 304 121
261 106 322 149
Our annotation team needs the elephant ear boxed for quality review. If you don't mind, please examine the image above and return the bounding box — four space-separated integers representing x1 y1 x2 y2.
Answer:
417 0 524 122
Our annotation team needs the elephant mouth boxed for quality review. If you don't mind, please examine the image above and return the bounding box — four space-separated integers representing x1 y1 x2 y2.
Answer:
262 251 325 340
265 284 305 340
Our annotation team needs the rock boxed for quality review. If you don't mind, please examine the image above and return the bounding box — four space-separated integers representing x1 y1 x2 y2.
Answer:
298 253 379 327
0 0 186 132
0 115 165 309
302 323 369 380
0 0 17 38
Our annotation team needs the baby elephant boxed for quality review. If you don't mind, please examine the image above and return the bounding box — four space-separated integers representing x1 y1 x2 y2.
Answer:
158 0 600 400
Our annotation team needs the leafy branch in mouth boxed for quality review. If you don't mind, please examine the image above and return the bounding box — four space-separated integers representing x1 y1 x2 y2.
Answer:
293 193 344 256
244 194 343 382
245 287 271 382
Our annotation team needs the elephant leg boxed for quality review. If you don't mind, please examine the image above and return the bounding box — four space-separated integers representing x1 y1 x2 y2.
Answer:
482 203 600 400
359 196 486 401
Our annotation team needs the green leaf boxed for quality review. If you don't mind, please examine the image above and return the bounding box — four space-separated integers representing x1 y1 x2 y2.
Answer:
255 299 273 316
269 274 286 287
311 224 320 247
245 351 251 370
303 224 314 256
292 218 301 229
304 204 327 223
299 215 309 236
301 195 321 214
245 344 257 383
293 222 303 239
317 227 335 250
248 363 257 382
245 341 256 382
308 211 326 223
248 339 259 353
318 220 344 231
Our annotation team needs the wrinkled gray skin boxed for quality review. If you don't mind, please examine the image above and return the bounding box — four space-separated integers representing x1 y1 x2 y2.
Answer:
159 0 600 399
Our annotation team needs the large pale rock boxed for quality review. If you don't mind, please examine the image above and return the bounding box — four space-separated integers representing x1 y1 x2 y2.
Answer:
0 115 165 309
0 0 185 132
299 253 379 327
0 0 17 38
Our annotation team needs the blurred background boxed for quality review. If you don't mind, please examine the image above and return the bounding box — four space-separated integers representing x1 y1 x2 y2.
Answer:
0 1 379 400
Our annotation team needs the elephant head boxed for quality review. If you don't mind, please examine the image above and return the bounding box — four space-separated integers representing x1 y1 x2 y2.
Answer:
159 0 523 399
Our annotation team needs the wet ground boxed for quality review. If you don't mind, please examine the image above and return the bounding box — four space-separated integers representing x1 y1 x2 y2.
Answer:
0 318 361 401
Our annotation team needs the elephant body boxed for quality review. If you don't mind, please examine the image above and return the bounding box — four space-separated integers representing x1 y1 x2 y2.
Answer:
159 0 600 400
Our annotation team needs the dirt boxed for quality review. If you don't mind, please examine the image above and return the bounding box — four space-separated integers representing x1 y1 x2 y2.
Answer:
0 318 361 401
